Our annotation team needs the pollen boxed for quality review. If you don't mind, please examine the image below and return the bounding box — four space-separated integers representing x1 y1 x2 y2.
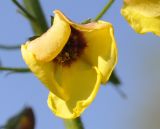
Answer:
54 27 87 66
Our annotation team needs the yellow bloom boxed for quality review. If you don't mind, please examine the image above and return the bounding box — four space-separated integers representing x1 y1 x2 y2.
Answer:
121 0 160 36
21 10 117 119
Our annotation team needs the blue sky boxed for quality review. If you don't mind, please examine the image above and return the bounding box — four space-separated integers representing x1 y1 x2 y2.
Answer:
1 1 160 129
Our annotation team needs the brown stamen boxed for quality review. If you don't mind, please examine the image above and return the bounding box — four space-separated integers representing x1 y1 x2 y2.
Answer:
53 27 87 66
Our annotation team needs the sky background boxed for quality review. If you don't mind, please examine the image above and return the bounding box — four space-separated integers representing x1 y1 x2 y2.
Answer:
1 0 160 129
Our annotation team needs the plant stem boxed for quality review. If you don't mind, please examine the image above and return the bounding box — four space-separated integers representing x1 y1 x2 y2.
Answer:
23 0 48 35
64 117 84 129
93 0 115 21
113 86 127 99
12 0 35 21
0 67 30 72
109 71 120 85
0 44 20 50
81 18 92 24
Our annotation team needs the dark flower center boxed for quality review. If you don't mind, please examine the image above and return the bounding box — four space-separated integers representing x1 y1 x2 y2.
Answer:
53 27 87 66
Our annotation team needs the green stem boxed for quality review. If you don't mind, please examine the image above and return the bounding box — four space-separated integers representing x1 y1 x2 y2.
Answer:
81 18 92 24
93 0 115 21
0 67 30 73
23 0 48 35
0 44 20 50
113 86 127 99
109 71 120 85
64 117 84 129
12 0 35 21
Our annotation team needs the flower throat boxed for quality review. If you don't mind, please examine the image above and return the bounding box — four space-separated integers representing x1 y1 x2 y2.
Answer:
53 27 87 66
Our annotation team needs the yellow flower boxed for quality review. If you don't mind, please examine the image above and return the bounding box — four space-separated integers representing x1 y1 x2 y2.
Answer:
121 0 160 36
21 10 117 119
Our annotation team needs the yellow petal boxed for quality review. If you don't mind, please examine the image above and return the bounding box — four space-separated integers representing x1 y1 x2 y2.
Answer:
80 21 117 83
121 0 160 36
54 10 107 31
124 0 160 17
21 45 68 100
27 11 71 62
48 59 101 119
52 10 117 83
21 10 118 119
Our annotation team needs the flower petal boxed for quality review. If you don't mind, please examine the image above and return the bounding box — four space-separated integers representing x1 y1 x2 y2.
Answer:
21 45 69 100
48 59 101 119
80 21 117 83
27 11 71 62
54 10 107 31
121 0 160 36
36 10 117 83
124 0 160 17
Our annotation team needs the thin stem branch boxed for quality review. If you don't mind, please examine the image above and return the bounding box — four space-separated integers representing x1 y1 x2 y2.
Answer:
109 71 120 85
12 0 35 21
23 0 48 35
81 18 92 24
0 67 30 73
113 86 127 99
64 117 84 129
0 44 20 50
93 0 115 21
